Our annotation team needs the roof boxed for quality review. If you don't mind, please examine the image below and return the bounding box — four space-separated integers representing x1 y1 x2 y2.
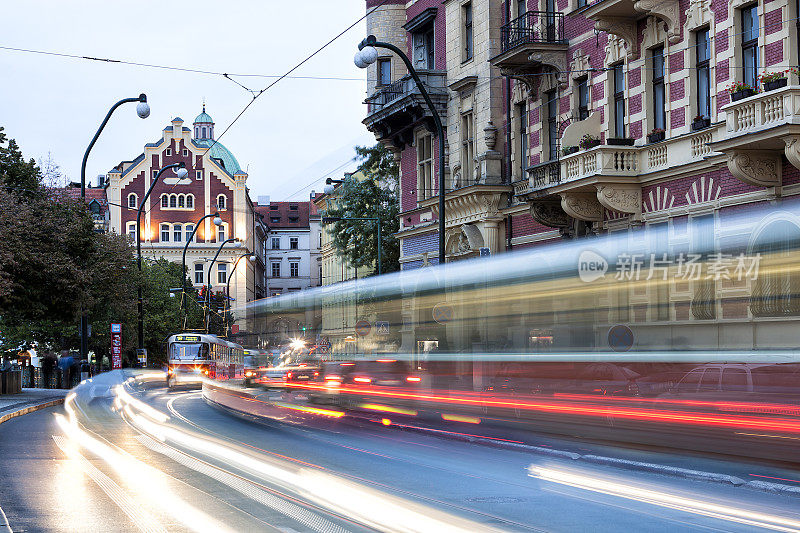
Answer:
194 110 213 124
254 201 311 229
172 116 183 122
192 139 241 175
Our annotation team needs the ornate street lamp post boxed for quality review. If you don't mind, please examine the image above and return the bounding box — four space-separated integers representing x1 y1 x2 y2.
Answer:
205 238 241 333
180 213 223 325
225 252 256 336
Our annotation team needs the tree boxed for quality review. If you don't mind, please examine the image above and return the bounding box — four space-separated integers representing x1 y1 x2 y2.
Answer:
325 143 400 275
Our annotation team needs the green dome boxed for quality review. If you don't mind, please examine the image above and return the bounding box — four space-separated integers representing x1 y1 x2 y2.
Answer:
194 110 213 123
194 139 241 175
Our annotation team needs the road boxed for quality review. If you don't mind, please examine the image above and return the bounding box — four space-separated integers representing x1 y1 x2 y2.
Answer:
1 370 799 532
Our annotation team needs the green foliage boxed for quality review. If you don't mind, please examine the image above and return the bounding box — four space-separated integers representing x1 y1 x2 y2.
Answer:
325 144 400 275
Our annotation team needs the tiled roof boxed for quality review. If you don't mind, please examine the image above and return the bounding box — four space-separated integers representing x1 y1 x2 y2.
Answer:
254 200 311 229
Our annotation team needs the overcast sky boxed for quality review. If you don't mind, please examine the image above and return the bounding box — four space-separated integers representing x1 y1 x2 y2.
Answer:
0 1 372 202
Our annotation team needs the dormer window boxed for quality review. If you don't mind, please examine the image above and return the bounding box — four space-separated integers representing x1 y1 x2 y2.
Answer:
165 148 172 156
182 149 189 157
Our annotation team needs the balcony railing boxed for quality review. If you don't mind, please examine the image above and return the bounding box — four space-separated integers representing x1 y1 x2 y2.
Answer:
723 86 800 136
528 160 561 190
501 11 566 52
364 71 447 114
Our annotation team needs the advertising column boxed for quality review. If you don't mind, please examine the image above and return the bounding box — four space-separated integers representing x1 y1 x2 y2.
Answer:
110 323 122 370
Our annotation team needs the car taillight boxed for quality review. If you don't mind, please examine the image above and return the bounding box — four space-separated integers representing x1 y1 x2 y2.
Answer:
354 377 371 383
406 376 421 382
286 372 292 379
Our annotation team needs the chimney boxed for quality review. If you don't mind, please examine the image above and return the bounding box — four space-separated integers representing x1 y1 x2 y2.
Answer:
258 195 270 205
96 175 105 188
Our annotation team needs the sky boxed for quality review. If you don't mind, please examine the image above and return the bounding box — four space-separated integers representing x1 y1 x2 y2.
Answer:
0 1 373 202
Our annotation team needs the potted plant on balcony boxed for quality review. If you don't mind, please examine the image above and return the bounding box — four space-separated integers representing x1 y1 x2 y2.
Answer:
562 145 579 156
727 81 756 102
647 128 665 143
691 115 711 131
578 134 601 151
758 70 790 92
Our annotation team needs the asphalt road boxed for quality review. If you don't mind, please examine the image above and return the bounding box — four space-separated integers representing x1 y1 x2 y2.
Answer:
1 371 799 532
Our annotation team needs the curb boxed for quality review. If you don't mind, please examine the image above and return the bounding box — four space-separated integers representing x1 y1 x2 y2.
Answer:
0 398 65 426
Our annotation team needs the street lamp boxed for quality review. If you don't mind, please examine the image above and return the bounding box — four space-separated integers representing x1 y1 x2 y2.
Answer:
205 238 241 333
137 162 189 352
80 93 149 364
225 252 256 336
322 216 382 276
323 177 344 194
355 35 445 266
180 212 223 325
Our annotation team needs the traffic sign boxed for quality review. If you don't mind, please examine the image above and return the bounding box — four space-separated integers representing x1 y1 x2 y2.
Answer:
355 320 371 337
607 325 634 352
432 303 454 324
316 336 331 354
375 321 390 335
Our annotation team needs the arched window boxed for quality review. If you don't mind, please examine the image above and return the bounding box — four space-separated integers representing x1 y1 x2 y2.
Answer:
128 193 137 209
90 201 100 215
161 224 170 242
202 126 207 138
186 195 194 209
750 220 800 316
178 195 185 208
161 195 168 208
169 195 177 208
173 224 182 242
217 194 227 210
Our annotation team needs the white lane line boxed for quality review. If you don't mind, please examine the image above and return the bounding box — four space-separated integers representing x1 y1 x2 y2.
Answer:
0 500 12 533
136 434 348 533
52 435 166 533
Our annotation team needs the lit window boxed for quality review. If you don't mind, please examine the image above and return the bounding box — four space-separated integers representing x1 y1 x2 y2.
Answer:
218 264 227 284
194 264 203 284
161 224 170 242
173 224 182 242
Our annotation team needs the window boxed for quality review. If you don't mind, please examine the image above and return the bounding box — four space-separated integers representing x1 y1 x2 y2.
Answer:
218 264 227 284
271 237 280 249
271 262 281 278
161 195 168 208
516 102 528 177
290 237 299 249
289 217 299 223
546 90 558 161
182 149 189 157
195 170 202 180
577 78 589 120
269 205 279 210
217 224 226 242
722 368 748 392
152 170 158 180
165 148 172 156
194 264 204 284
178 195 185 208
128 193 137 209
699 368 720 391
127 222 137 240
742 5 759 89
201 127 207 138
417 132 433 198
378 58 391 86
613 63 626 138
217 195 227 210
461 111 475 185
170 195 177 208
270 216 280 224
696 29 711 119
161 224 170 242
289 204 298 211
652 47 666 131
463 2 473 61
545 0 556 40
185 224 194 242
290 262 299 277
517 0 526 20
186 195 193 209
173 224 182 242
577 0 587 7
412 24 435 70
750 220 800 316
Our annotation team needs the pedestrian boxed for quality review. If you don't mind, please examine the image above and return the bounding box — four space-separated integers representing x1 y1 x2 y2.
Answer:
41 353 56 388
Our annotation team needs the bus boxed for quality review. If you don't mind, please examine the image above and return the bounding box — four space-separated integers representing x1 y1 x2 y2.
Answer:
166 333 245 388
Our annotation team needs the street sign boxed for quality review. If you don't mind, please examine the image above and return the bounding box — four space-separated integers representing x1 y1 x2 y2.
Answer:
110 323 123 369
375 321 390 335
355 320 371 337
432 303 454 324
231 324 239 334
136 348 147 367
316 336 331 354
607 325 634 352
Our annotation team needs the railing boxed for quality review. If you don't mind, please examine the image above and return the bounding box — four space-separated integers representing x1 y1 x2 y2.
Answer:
501 11 566 52
528 160 561 189
364 71 447 114
724 86 799 135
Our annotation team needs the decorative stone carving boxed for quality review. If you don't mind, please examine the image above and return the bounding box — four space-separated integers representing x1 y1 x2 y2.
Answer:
685 176 722 204
596 184 642 215
530 201 571 228
451 163 462 189
685 0 711 30
560 192 604 222
445 224 485 257
484 121 498 150
529 52 569 87
598 20 637 61
726 150 782 187
641 16 668 50
511 81 527 105
570 49 591 81
634 0 681 44
784 136 800 171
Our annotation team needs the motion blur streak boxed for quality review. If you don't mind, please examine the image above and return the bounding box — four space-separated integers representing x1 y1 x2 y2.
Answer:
441 414 481 424
273 402 345 418
527 465 800 532
120 390 498 532
359 403 418 416
54 414 233 533
114 385 169 423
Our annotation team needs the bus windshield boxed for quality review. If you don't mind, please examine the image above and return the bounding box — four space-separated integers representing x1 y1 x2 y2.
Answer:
170 343 209 361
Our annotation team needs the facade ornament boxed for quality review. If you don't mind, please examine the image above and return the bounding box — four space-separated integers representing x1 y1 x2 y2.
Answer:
685 176 721 204
784 136 800 171
528 52 569 88
569 49 592 81
641 16 668 49
598 20 637 61
596 184 642 215
511 81 527 104
530 201 571 228
484 121 498 151
633 0 681 44
726 151 782 187
685 0 711 29
643 186 676 213
451 163 462 189
560 192 604 222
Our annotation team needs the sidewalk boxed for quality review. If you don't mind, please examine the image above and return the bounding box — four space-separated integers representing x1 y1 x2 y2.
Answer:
0 388 68 425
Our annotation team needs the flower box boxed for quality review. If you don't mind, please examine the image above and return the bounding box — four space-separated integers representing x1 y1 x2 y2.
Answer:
731 88 756 102
763 78 788 92
606 137 635 146
647 131 665 143
578 135 602 151
691 117 711 131
561 146 579 156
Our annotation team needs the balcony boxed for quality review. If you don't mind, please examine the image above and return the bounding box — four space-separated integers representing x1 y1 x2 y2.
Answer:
490 11 567 76
711 86 800 187
363 70 448 150
581 0 680 51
